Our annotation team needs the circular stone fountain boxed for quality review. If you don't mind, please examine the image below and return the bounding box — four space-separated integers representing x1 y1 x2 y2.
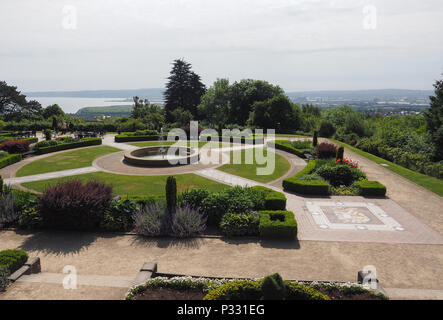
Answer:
124 146 200 167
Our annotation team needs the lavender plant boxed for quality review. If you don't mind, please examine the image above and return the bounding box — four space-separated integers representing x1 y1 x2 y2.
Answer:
0 193 18 229
170 205 207 238
133 203 167 237
0 267 9 292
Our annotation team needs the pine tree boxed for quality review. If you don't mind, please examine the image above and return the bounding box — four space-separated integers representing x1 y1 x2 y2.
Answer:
424 76 443 160
163 59 206 122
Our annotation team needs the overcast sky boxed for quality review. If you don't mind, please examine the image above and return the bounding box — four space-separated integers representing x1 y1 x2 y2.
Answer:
1 0 443 92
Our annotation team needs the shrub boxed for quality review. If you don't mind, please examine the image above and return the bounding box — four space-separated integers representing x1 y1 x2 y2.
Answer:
0 140 31 154
36 138 102 154
166 176 177 217
316 142 337 159
318 120 336 138
336 146 344 160
272 140 307 158
251 186 286 210
259 211 298 238
44 129 52 141
0 193 18 228
286 282 330 300
203 280 262 300
114 133 161 143
316 164 365 187
0 154 22 169
224 186 265 212
170 205 206 238
179 188 211 209
10 189 39 213
0 266 8 292
39 180 113 230
18 207 43 230
200 193 229 226
283 178 330 195
356 180 387 197
313 131 318 146
220 212 260 237
133 203 167 237
0 249 28 274
101 199 138 232
261 273 286 300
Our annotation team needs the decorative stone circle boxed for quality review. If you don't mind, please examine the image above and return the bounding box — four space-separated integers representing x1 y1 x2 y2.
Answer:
124 146 200 167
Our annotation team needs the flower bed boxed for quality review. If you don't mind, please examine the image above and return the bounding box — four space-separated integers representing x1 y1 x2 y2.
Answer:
126 274 387 301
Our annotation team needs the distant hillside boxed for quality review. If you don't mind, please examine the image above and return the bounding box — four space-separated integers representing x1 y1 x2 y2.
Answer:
73 105 134 119
25 88 165 101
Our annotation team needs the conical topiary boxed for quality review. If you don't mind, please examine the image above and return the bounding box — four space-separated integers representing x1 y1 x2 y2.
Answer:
261 273 286 300
313 131 318 147
336 146 344 161
166 176 177 216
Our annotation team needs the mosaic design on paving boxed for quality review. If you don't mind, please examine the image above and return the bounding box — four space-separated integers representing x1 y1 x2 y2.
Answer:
305 201 405 232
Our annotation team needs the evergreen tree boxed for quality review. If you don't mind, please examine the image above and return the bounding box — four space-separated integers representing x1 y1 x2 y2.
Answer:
163 59 206 122
424 76 443 160
0 81 42 121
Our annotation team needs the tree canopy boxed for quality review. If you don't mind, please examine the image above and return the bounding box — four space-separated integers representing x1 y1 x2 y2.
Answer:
197 78 230 132
163 59 206 122
424 76 443 160
0 81 42 121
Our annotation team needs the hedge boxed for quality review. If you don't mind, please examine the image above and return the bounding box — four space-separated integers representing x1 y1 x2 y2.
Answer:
0 154 22 169
36 137 102 154
259 211 297 238
251 186 286 210
115 134 162 143
356 180 387 197
271 140 307 158
0 250 29 274
282 160 331 195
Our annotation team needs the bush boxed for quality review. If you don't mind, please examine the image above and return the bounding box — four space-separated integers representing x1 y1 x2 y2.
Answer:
318 120 336 138
170 205 206 238
0 193 18 228
220 212 260 237
259 211 298 238
316 142 337 159
356 180 387 197
179 188 211 209
115 133 161 143
316 164 366 187
261 273 286 300
10 189 39 213
283 179 330 195
39 180 113 230
166 176 177 217
286 282 330 300
18 207 43 230
0 249 28 274
44 129 52 141
0 154 22 169
272 140 310 158
0 266 8 292
133 203 167 237
36 137 102 154
200 193 229 226
101 199 138 232
336 146 344 160
203 280 262 300
251 186 286 210
0 140 31 154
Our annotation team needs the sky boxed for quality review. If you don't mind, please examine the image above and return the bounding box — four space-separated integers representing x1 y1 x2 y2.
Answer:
1 0 443 92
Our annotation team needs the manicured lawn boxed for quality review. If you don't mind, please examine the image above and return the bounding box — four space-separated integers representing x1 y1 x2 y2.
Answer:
332 139 443 197
22 172 228 196
16 146 120 177
219 149 291 183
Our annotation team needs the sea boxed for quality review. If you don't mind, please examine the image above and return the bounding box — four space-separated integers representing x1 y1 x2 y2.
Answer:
27 97 133 114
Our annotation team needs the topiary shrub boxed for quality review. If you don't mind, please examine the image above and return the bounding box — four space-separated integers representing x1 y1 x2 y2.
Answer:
336 146 344 161
356 180 387 197
251 186 286 211
166 176 177 217
219 212 260 237
316 142 337 159
44 129 52 141
39 180 113 230
259 211 298 238
0 140 31 154
313 131 318 147
0 249 28 274
261 273 286 300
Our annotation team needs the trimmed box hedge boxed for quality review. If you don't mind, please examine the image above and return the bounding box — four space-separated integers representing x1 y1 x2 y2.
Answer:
0 249 29 274
115 134 162 143
283 160 331 195
271 140 307 158
356 180 387 197
259 210 297 238
251 186 286 210
0 154 22 169
36 137 102 154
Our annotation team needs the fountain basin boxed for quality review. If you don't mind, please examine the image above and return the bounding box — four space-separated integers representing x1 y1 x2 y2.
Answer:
124 146 199 167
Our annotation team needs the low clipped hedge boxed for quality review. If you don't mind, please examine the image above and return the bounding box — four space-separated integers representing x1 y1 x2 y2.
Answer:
271 140 307 158
259 211 297 238
115 134 162 143
251 186 286 210
36 137 102 154
283 160 331 195
0 249 29 274
356 180 387 197
203 279 329 300
0 154 22 169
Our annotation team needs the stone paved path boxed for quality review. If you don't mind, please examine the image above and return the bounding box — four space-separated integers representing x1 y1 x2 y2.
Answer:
4 167 99 185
